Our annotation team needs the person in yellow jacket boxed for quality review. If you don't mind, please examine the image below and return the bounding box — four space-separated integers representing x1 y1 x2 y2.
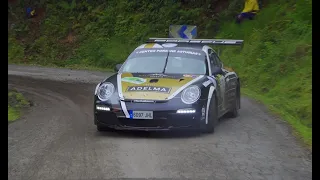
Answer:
236 0 260 24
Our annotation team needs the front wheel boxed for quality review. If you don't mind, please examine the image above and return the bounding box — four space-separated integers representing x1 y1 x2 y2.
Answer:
202 94 219 134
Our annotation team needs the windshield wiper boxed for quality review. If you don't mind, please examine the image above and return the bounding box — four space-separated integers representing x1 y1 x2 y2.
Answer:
162 51 170 74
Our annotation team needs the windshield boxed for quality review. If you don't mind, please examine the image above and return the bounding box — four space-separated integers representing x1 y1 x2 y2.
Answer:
121 49 207 75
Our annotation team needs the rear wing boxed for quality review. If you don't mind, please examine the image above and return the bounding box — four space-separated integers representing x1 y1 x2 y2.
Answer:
147 38 243 46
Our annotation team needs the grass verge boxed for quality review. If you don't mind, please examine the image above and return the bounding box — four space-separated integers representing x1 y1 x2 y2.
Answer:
218 0 312 148
8 90 30 123
241 88 312 150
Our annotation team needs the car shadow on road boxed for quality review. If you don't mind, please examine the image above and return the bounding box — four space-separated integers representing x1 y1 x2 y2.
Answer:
95 129 204 139
94 115 235 139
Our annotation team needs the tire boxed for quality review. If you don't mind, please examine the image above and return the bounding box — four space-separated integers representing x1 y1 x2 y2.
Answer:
202 94 219 134
229 85 240 118
97 125 104 131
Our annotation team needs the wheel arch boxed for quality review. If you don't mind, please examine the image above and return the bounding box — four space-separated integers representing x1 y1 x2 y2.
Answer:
205 85 219 124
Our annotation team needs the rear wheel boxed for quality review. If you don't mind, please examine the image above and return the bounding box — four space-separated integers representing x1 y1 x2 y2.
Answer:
202 95 219 134
229 85 240 118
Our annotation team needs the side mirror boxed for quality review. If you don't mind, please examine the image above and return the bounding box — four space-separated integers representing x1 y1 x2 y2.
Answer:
114 64 122 72
212 66 223 76
220 63 224 69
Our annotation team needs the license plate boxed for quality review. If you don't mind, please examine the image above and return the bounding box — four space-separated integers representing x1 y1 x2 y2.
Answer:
129 110 153 119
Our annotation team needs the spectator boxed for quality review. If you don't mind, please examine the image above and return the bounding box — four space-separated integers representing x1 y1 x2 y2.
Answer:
236 0 259 24
26 7 36 19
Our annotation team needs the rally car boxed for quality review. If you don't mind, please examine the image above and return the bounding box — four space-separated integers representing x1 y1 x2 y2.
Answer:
94 38 243 133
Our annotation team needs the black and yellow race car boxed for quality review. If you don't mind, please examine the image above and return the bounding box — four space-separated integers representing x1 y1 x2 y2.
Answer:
94 38 243 133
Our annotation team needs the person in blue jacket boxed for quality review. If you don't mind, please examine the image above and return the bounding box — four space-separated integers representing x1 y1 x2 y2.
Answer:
26 7 36 19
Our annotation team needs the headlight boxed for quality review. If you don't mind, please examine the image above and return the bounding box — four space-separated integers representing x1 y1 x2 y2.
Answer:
97 82 115 101
181 85 201 104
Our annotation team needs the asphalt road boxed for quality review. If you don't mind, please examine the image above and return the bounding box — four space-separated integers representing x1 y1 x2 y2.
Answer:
8 65 312 180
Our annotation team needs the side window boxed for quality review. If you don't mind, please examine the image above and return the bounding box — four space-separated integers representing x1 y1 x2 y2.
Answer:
207 49 214 72
212 53 222 68
204 56 210 75
209 50 218 67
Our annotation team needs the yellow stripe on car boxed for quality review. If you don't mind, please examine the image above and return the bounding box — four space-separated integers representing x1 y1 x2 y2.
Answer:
121 73 197 100
144 43 163 48
144 43 156 48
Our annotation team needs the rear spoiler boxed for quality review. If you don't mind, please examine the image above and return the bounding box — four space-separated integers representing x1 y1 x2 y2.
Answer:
147 38 243 46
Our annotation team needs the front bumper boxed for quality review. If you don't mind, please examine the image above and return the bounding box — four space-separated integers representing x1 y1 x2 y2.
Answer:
94 100 207 131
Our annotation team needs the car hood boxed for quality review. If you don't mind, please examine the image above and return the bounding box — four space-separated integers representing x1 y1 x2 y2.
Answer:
119 72 203 100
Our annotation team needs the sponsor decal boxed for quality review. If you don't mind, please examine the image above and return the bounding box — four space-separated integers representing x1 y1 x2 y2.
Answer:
132 99 156 103
132 73 183 79
121 77 146 84
126 86 171 93
202 80 212 87
183 74 198 78
135 49 202 56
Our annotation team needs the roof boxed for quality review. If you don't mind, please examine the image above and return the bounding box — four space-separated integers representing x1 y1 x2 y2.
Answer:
135 43 205 51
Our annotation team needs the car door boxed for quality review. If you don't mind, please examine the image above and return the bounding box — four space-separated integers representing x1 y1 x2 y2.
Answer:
208 49 225 115
211 51 228 113
212 53 237 111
